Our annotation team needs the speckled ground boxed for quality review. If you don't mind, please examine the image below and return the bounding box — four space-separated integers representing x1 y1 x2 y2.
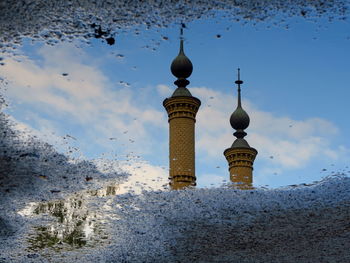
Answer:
1 1 350 262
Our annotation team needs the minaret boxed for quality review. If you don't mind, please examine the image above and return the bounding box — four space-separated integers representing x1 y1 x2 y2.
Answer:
224 69 257 189
163 29 201 190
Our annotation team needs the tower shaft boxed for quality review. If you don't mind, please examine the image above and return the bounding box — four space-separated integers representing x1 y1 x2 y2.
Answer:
164 26 201 189
164 96 200 189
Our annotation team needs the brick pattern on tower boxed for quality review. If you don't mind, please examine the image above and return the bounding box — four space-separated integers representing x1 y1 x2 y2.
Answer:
164 30 201 190
224 147 257 189
163 96 200 189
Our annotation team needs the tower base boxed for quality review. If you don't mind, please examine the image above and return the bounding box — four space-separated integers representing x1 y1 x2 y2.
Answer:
224 147 257 190
169 174 196 190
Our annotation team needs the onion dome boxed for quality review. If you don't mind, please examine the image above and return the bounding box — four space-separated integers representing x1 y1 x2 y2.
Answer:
170 39 193 79
230 107 250 130
230 68 250 142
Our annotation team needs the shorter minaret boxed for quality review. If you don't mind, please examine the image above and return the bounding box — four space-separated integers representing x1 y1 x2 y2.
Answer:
163 29 201 190
224 69 257 189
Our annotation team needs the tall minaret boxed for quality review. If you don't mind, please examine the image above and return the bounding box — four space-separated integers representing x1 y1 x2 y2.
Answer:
224 69 257 189
163 29 201 190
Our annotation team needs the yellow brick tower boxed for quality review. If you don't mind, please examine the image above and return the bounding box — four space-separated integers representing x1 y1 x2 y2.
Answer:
163 30 201 190
224 69 257 189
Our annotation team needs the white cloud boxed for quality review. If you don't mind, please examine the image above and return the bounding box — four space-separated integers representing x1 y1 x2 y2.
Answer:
0 43 167 157
156 84 172 97
117 160 168 194
189 86 343 170
200 173 227 187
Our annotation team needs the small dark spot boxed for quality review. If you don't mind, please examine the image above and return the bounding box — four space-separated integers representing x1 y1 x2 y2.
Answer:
216 34 221 38
62 73 69 76
93 25 113 42
85 176 93 181
269 156 274 159
50 190 61 193
162 36 169 40
94 26 105 38
106 37 115 45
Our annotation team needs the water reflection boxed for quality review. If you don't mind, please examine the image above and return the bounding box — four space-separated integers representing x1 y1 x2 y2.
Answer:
25 183 120 252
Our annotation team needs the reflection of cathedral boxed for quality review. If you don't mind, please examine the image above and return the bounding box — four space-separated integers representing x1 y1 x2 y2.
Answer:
164 35 257 190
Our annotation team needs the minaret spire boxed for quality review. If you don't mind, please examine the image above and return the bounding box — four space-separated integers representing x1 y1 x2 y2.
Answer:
179 26 184 54
236 68 243 108
224 68 257 189
170 24 193 92
163 25 201 189
230 68 250 140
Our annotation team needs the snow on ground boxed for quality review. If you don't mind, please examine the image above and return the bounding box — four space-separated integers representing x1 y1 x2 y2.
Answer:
104 177 350 262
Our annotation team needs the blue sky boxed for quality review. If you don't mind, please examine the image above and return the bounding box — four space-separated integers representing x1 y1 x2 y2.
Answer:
1 15 349 188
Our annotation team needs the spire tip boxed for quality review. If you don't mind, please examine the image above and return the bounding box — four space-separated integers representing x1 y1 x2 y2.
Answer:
235 68 243 85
